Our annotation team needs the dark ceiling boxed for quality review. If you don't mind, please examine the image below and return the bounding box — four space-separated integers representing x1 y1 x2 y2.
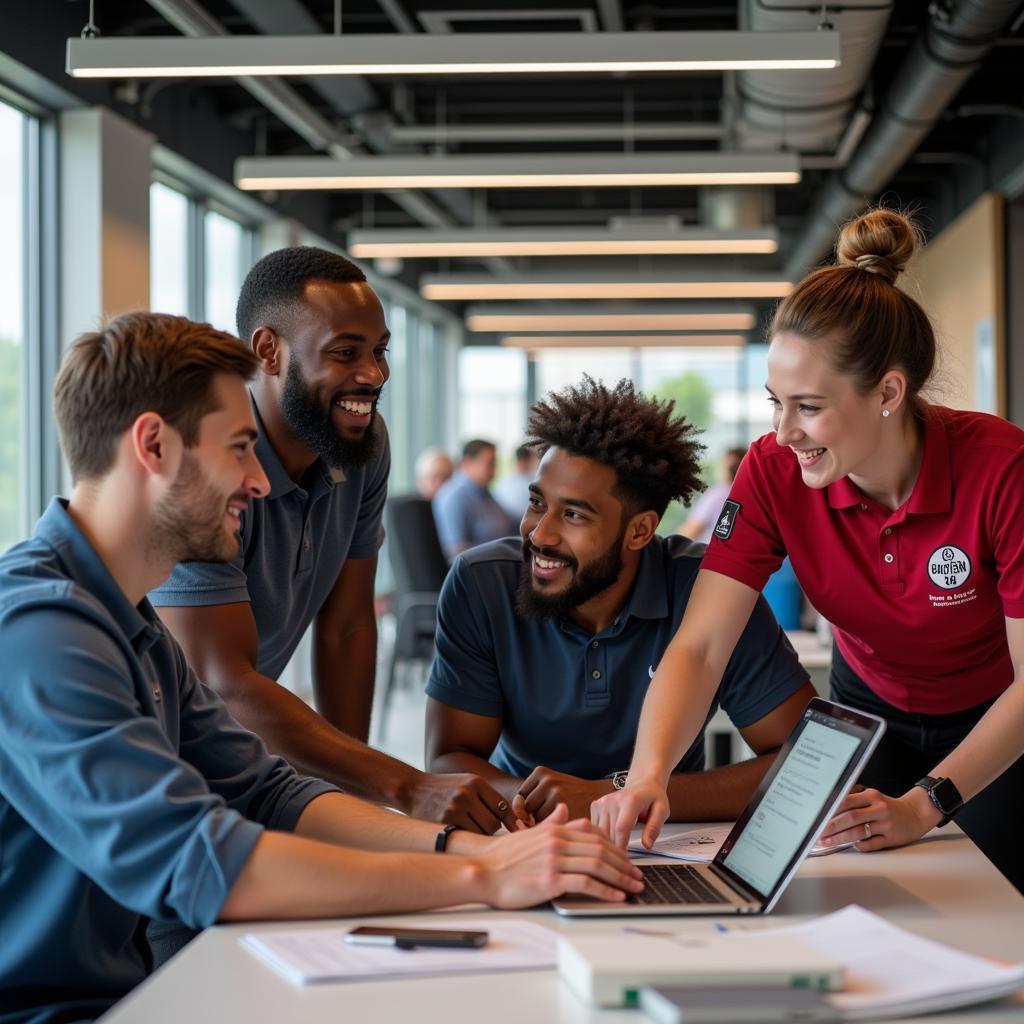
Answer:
7 1 1024 320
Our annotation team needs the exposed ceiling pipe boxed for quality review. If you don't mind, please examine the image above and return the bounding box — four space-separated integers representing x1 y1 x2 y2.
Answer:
145 0 459 232
386 121 728 143
786 0 1024 277
737 0 892 153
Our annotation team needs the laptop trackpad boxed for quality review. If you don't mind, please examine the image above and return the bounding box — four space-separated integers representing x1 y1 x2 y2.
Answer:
773 875 937 917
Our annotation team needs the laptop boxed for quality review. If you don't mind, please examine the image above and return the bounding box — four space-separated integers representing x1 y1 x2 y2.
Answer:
553 696 885 916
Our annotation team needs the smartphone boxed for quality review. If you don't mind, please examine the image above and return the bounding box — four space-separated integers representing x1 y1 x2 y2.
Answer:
639 985 840 1024
344 926 489 949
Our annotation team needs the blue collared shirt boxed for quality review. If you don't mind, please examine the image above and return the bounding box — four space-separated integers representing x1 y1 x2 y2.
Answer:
426 535 808 778
150 401 390 680
432 472 515 558
0 499 336 1024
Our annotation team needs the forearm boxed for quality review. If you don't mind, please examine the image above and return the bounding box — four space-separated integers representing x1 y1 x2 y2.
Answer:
629 641 723 785
429 750 522 803
220 668 421 808
295 791 491 855
666 754 776 822
219 830 484 921
928 677 1024 800
314 623 377 742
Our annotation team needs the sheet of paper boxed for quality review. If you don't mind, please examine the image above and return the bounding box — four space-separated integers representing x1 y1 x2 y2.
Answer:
724 904 1024 1019
628 824 856 863
241 918 558 987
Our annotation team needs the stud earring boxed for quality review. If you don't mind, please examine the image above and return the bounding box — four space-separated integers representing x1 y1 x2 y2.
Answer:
882 409 890 418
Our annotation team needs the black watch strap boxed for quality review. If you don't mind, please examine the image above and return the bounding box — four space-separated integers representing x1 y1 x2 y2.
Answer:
914 775 964 827
434 823 459 852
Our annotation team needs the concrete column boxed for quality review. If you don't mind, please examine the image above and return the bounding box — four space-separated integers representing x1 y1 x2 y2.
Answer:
59 107 154 342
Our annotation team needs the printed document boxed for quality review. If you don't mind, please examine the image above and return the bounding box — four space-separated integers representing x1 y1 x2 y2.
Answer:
241 918 557 986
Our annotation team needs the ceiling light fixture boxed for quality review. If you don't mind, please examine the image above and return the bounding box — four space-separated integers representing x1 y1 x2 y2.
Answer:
500 334 746 349
424 275 792 301
67 31 840 78
349 227 780 258
465 311 757 332
235 153 800 191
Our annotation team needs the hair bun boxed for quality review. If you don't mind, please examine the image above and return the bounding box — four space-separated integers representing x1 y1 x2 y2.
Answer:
836 209 919 286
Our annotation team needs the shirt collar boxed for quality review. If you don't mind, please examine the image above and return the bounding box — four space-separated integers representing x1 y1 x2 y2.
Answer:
623 538 670 621
826 405 950 514
250 395 347 501
35 497 160 649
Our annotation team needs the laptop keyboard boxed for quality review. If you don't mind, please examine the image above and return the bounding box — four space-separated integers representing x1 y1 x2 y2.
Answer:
631 863 731 905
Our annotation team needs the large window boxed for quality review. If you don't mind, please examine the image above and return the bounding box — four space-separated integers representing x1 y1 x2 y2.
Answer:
149 182 254 330
149 181 190 317
204 208 248 333
0 100 27 549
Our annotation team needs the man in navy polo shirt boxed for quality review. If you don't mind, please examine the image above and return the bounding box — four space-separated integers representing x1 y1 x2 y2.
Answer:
0 315 641 1024
151 247 516 835
426 378 816 826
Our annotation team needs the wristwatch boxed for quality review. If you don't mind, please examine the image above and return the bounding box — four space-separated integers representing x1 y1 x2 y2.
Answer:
609 770 630 790
913 775 963 827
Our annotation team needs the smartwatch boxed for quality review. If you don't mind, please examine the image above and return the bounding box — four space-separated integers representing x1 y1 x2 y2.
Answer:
913 775 964 827
434 823 460 852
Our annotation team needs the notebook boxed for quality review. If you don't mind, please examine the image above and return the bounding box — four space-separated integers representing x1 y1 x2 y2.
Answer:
553 697 885 917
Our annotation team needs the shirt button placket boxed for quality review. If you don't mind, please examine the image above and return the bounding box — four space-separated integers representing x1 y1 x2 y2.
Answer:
585 640 609 706
880 524 900 587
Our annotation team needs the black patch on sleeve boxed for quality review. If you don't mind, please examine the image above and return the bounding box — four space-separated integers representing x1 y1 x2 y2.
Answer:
713 499 741 540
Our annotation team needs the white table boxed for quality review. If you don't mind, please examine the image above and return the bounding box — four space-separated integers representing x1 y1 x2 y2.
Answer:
100 826 1024 1023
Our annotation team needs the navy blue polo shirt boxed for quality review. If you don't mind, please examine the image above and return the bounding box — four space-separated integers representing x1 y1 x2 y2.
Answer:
0 499 336 1024
426 535 808 779
150 400 390 680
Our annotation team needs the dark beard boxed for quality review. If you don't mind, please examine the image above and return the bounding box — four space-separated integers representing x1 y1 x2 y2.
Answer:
150 452 242 565
280 357 381 468
514 531 625 623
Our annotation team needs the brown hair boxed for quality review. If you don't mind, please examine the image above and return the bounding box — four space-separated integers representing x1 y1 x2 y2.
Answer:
771 209 936 402
54 312 259 482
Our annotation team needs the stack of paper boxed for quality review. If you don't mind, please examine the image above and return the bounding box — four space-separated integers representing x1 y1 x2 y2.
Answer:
240 918 558 987
725 905 1024 1019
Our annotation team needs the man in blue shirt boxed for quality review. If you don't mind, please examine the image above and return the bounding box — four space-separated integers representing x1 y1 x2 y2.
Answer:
0 314 641 1024
151 248 516 835
433 438 515 558
426 378 816 826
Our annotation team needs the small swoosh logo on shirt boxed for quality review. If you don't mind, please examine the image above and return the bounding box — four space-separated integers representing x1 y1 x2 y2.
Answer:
648 665 656 679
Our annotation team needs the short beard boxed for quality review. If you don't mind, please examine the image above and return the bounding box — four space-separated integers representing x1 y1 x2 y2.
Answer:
279 357 381 468
150 452 242 565
514 530 625 623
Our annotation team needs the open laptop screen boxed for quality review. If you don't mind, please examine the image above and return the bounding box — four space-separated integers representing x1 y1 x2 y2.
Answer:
713 698 885 909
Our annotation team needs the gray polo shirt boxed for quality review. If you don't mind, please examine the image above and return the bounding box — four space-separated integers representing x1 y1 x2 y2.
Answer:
0 498 336 1024
432 471 514 557
150 402 390 680
426 535 808 779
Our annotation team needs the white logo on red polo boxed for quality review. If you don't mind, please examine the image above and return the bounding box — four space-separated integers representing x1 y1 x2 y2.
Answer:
927 545 972 590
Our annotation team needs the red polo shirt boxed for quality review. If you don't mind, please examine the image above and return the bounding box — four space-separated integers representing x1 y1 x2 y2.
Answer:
702 406 1024 714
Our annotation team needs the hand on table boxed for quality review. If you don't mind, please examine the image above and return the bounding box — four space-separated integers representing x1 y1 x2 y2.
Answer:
511 766 613 827
817 785 942 852
590 778 670 850
402 771 520 834
477 803 644 908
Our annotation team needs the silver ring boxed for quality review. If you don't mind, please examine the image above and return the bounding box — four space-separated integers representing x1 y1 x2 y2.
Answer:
496 800 509 814
863 821 872 839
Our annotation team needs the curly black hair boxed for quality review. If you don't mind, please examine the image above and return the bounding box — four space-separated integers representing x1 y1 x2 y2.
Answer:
235 245 366 344
525 375 705 520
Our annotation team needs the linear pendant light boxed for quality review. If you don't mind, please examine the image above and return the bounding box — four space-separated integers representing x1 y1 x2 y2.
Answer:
348 226 780 258
235 153 801 191
501 334 747 349
423 275 792 301
66 31 840 79
465 309 758 332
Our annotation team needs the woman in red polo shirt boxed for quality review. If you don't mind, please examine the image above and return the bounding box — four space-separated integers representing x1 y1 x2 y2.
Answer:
592 209 1024 891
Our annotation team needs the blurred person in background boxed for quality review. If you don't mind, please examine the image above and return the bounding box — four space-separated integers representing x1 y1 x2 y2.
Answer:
415 447 455 500
493 443 540 522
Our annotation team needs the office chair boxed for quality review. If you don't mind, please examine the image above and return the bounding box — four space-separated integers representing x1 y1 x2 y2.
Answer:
379 494 449 738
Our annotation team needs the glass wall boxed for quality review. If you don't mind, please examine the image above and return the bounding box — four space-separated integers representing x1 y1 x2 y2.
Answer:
149 181 190 317
203 208 248 333
459 347 529 473
0 100 27 549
